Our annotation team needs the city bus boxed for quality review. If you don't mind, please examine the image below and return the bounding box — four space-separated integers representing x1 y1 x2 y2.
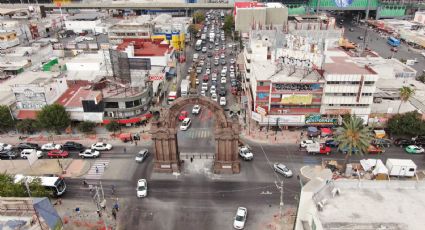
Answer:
195 39 202 51
387 37 400 47
14 174 67 197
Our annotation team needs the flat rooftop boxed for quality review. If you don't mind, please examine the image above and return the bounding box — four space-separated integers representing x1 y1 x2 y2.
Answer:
55 81 99 108
251 60 323 83
318 181 425 230
117 41 172 57
324 48 377 75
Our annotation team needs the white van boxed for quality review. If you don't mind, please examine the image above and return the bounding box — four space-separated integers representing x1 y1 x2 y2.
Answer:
21 149 44 159
221 69 227 77
193 53 199 62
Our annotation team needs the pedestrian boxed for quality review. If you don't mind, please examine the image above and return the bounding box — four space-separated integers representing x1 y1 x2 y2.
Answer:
95 166 99 174
124 148 127 154
75 207 80 215
135 141 138 146
113 203 119 212
190 157 193 163
103 162 107 169
97 210 102 218
112 209 117 220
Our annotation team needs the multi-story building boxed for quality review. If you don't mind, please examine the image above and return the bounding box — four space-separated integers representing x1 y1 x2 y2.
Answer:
108 16 152 44
0 32 20 49
64 13 104 34
320 48 378 122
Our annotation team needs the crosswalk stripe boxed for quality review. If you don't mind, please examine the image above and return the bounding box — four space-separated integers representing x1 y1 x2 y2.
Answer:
85 160 110 180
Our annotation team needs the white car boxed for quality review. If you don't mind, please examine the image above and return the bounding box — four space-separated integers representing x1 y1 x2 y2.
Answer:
206 68 211 75
230 65 234 72
21 149 44 159
79 149 100 158
230 72 235 78
187 67 193 74
230 58 235 64
210 85 216 94
219 97 226 106
211 93 218 102
273 163 293 178
239 147 253 160
221 77 226 84
195 79 199 85
212 73 217 81
201 90 206 96
91 142 112 151
233 207 247 229
202 47 207 53
223 66 228 72
41 143 62 151
192 105 201 114
201 82 208 91
220 53 225 59
180 118 192 131
135 149 149 163
0 143 12 151
300 139 316 148
137 179 148 198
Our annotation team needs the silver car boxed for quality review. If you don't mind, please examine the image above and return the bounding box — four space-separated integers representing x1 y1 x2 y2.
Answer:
273 163 293 178
135 149 149 163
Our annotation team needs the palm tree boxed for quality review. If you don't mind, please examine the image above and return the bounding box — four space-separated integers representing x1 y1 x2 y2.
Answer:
335 116 373 168
398 86 415 113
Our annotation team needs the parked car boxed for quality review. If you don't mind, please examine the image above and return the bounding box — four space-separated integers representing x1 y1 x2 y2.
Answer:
273 163 293 178
367 145 384 154
137 179 148 198
372 139 392 148
79 149 100 158
63 141 84 151
394 138 415 147
339 147 360 154
17 142 39 150
21 149 44 159
405 145 425 154
324 139 339 147
239 146 253 160
41 143 62 151
233 207 248 229
192 105 201 114
47 149 69 158
135 149 149 163
300 139 316 148
0 150 19 159
91 142 113 151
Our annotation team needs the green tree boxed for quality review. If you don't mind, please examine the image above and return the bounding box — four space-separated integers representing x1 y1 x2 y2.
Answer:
387 111 425 136
223 15 234 36
193 11 205 24
36 104 71 133
77 121 96 134
335 116 372 166
416 73 425 83
398 86 415 113
0 105 15 132
16 119 40 134
188 24 199 36
105 120 120 132
0 173 50 197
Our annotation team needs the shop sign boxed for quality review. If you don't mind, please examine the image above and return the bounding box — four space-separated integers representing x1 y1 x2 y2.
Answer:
251 111 262 122
305 114 337 125
149 74 164 81
255 106 267 116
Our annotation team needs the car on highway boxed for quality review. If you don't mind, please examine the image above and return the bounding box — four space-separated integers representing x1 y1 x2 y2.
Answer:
208 43 213 49
91 142 113 151
47 149 69 158
137 179 148 198
405 145 424 154
187 67 193 74
230 58 235 64
178 111 189 121
211 93 218 102
273 163 293 178
239 146 253 160
221 59 226 65
41 143 62 151
206 68 211 75
233 207 247 229
203 74 209 82
63 141 84 151
135 149 149 163
214 59 219 66
207 52 213 58
219 87 226 96
196 66 202 74
201 90 206 96
0 143 12 151
300 139 317 148
195 79 199 85
180 118 192 131
79 149 100 158
358 36 364 40
230 65 234 72
21 149 44 159
192 105 201 114
221 69 227 77
212 73 217 81
230 71 235 78
17 142 39 150
202 47 207 53
394 138 415 147
0 150 19 159
219 97 226 106
210 85 216 94
202 82 208 91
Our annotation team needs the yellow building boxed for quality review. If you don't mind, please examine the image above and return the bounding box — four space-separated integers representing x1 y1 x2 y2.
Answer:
151 32 185 51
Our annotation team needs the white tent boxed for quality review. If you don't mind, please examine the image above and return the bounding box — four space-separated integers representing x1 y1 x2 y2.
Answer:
360 159 389 175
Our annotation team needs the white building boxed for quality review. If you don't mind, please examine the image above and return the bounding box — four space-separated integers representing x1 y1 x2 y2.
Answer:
64 14 102 34
65 52 111 81
108 16 152 44
295 176 425 230
321 48 378 122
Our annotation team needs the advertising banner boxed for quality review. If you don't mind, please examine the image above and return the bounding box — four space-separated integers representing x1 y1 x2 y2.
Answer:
281 94 313 105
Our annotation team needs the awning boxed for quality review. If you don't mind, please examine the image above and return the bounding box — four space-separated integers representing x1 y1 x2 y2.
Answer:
17 110 38 120
102 113 152 125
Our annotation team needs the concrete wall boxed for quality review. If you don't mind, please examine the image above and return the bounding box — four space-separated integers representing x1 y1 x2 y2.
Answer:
265 7 288 26
235 8 266 33
65 20 101 33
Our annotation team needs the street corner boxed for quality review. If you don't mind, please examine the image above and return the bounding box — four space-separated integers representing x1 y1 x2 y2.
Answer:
62 159 91 178
254 206 297 230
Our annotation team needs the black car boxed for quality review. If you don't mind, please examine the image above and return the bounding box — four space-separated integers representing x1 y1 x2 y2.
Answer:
218 87 226 96
17 142 39 150
207 52 213 58
394 138 415 147
325 139 339 147
0 150 19 159
63 141 84 151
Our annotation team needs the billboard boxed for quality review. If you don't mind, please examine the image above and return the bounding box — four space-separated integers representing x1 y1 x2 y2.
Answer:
109 49 131 82
281 94 312 105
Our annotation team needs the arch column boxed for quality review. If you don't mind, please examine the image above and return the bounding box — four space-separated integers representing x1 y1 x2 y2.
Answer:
213 119 240 174
150 120 181 173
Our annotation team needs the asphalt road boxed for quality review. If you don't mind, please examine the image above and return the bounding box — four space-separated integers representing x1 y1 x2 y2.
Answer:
342 20 425 76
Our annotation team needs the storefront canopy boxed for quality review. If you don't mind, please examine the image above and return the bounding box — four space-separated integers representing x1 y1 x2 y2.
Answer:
103 113 152 125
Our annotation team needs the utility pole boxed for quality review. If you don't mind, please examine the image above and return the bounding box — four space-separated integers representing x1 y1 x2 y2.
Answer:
276 180 284 230
362 0 371 55
93 183 108 230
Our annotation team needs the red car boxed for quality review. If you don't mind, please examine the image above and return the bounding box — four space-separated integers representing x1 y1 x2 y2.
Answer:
203 74 209 82
319 144 331 155
368 145 384 154
48 149 69 158
178 111 189 121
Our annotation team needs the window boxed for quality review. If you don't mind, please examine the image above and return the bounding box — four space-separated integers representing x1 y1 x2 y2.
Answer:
364 81 375 85
259 82 264 86
105 102 119 108
125 101 134 108
134 99 140 106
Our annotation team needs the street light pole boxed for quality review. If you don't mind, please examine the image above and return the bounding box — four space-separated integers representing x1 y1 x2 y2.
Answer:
276 180 284 230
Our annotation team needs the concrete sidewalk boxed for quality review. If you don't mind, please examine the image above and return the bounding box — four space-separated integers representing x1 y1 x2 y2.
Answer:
240 127 302 145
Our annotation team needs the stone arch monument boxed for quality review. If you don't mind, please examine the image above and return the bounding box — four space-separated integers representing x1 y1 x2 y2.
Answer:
149 96 240 174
